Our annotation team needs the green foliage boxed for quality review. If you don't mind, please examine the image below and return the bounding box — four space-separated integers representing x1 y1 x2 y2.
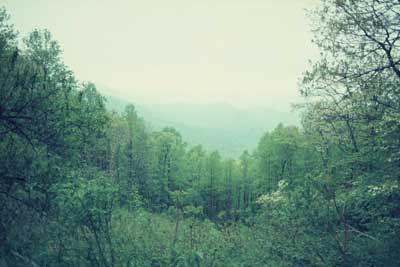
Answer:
1 2 400 267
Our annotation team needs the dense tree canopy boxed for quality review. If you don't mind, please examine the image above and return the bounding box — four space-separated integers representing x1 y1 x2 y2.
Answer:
1 1 400 266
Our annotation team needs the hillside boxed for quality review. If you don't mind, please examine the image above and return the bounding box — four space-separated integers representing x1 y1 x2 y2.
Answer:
104 95 300 157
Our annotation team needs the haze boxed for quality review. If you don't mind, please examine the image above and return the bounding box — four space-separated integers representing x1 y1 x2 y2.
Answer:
3 0 318 111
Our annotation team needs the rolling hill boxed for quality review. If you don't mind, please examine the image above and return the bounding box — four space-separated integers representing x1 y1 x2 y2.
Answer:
104 95 299 157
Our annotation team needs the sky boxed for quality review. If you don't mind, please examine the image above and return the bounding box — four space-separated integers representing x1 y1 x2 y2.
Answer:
2 0 319 111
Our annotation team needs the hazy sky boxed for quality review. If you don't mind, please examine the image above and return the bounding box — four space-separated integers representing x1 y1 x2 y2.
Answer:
3 0 319 110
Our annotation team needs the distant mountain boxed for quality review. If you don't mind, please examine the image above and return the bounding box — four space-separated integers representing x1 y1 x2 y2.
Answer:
104 95 299 158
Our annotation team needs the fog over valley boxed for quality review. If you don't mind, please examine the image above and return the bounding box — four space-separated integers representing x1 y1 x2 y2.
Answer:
2 1 399 266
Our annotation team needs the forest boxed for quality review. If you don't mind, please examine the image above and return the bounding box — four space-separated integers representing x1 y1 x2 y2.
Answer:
1 0 400 266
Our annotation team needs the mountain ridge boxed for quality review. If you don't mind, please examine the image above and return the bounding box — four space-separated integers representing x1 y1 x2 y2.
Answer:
104 94 299 157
